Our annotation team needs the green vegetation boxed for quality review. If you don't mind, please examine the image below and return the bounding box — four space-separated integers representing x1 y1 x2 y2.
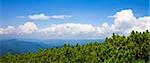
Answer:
0 30 150 63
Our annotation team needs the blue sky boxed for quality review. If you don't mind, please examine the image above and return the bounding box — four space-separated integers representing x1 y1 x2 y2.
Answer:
1 0 149 26
0 0 149 39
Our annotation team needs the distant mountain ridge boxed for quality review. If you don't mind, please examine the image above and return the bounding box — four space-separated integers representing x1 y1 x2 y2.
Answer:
0 39 104 55
0 39 48 55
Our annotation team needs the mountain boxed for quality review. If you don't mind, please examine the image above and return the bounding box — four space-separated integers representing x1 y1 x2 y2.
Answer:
0 39 104 55
0 39 48 55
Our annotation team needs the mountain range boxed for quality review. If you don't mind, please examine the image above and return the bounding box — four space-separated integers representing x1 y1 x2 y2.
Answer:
0 39 104 55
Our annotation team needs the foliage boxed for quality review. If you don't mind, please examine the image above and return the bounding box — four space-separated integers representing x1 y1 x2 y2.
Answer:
0 30 150 63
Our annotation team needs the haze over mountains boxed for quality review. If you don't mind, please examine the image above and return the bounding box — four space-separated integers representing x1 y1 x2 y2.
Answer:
0 39 104 55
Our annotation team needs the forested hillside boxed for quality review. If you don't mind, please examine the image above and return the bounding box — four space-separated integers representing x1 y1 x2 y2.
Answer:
0 30 150 63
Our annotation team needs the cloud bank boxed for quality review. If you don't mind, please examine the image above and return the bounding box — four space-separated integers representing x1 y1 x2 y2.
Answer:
1 9 150 39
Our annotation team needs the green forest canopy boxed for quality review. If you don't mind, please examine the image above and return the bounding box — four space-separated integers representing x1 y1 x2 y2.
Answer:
0 30 150 63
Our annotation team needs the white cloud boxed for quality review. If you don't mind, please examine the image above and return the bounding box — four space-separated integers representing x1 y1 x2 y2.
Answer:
1 9 150 39
17 13 72 20
0 26 15 35
0 28 3 34
127 16 150 33
102 9 150 34
50 15 72 19
112 9 137 32
28 14 50 20
17 22 38 35
0 22 103 38
0 22 38 35
27 13 72 20
39 23 102 37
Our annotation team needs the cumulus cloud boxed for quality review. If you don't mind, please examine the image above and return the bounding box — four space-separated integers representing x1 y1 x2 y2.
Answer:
0 26 15 35
0 22 38 35
17 22 38 34
101 9 150 35
1 9 150 39
127 16 150 33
